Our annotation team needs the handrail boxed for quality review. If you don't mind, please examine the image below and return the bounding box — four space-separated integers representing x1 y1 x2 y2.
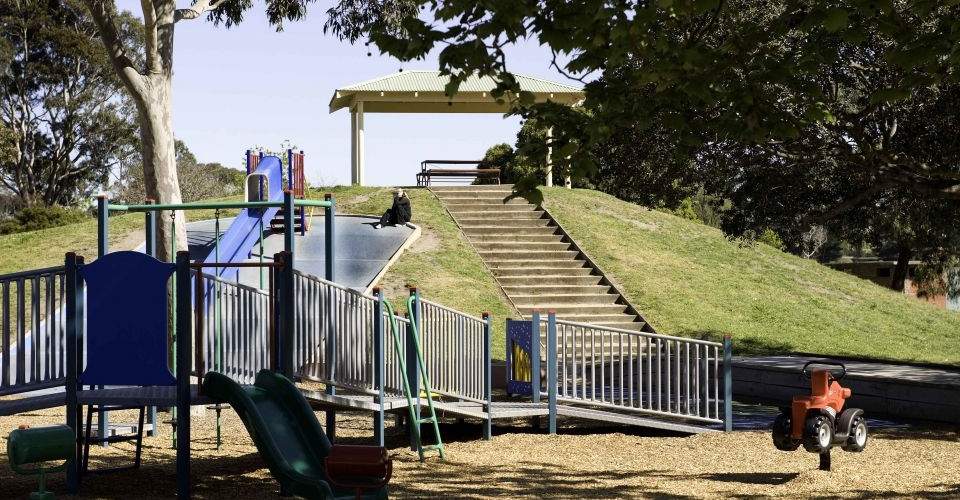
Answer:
549 317 722 347
107 198 331 212
0 265 65 282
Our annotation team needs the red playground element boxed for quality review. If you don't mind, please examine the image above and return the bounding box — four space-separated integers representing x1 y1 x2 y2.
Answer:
772 361 868 465
325 444 393 497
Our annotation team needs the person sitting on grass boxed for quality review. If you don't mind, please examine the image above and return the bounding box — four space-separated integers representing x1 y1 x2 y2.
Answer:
375 188 411 229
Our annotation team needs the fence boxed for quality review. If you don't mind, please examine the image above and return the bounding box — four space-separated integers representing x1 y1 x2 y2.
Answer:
417 298 490 403
194 272 274 386
0 266 67 396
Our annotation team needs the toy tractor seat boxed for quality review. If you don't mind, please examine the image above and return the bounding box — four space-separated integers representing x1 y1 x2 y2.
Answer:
772 361 868 462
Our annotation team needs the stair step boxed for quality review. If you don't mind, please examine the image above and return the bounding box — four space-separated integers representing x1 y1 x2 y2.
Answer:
491 267 596 277
479 250 580 260
472 241 571 251
517 304 629 315
444 202 536 211
502 285 611 295
497 275 604 286
468 235 565 244
541 313 639 324
487 259 588 269
513 293 619 306
458 218 551 228
450 210 545 220
430 184 514 191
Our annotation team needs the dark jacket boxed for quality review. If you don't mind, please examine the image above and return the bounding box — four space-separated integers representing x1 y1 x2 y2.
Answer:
392 196 412 224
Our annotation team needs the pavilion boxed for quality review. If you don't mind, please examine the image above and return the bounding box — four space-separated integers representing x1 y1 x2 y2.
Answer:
328 70 585 186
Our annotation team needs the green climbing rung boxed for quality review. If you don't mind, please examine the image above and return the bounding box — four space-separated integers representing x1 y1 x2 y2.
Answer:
383 297 445 461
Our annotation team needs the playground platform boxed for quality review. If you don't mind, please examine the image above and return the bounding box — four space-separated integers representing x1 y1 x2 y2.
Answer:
732 355 960 424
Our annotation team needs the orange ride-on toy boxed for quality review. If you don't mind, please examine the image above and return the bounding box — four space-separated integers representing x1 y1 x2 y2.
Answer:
771 361 868 470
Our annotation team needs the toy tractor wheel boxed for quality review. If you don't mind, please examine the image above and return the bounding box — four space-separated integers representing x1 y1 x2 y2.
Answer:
772 413 799 451
802 414 834 453
842 415 869 452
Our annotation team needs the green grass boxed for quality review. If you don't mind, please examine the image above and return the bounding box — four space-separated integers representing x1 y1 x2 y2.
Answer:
541 187 960 365
312 186 516 357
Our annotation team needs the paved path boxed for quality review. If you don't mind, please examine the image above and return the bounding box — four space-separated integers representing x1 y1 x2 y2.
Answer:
733 355 960 424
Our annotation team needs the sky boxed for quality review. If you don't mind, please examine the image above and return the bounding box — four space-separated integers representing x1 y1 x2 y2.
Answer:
114 1 580 187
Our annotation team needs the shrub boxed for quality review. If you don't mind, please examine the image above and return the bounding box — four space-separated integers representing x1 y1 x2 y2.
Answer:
0 205 89 234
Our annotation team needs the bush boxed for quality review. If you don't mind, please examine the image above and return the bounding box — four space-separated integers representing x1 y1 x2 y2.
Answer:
758 228 786 250
0 205 89 234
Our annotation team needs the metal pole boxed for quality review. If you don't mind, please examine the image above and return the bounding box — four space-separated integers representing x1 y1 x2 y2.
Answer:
170 211 178 449
407 288 421 451
482 312 492 440
64 253 81 493
279 251 295 380
324 194 335 282
547 311 557 435
144 200 157 436
175 251 192 499
286 149 293 191
723 334 733 432
283 190 295 257
373 288 385 447
95 195 108 445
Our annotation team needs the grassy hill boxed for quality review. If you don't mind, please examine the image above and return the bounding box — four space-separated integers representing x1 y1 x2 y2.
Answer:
3 186 957 365
542 187 960 365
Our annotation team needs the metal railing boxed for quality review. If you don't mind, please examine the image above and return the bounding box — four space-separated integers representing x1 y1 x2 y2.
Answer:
540 315 731 426
195 273 273 385
0 266 67 396
417 298 490 403
292 271 379 394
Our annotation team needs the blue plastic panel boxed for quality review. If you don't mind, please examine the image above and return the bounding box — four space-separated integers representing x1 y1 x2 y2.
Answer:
79 251 177 386
506 319 533 396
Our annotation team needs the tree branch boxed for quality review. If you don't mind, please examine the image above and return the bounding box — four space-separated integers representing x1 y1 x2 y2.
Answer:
82 0 145 98
174 0 228 22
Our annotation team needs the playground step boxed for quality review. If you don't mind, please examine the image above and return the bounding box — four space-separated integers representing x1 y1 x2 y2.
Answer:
450 210 547 220
479 250 580 261
497 275 604 286
513 293 619 306
457 217 552 228
503 285 611 295
491 266 596 277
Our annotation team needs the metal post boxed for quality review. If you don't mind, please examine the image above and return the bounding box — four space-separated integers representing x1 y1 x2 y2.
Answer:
723 334 733 432
277 251 295 379
283 190 295 257
482 312 493 440
530 311 541 404
547 312 557 435
323 193 337 439
406 288 421 451
324 194 335 282
95 195 108 445
245 149 251 175
64 253 81 493
286 149 293 191
175 251 192 499
373 288 385 447
144 200 158 436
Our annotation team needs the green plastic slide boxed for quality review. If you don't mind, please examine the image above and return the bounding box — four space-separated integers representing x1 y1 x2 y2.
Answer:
202 370 388 500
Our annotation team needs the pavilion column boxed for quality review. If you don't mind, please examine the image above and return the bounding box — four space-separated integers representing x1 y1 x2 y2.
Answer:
350 101 366 185
545 127 553 187
350 109 358 184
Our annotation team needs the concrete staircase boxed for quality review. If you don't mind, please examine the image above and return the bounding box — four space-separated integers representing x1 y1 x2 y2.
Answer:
431 185 651 332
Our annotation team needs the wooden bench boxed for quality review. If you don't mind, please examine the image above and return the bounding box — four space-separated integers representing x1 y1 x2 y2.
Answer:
416 160 501 186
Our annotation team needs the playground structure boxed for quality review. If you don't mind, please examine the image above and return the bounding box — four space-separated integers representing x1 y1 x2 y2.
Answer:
0 151 734 497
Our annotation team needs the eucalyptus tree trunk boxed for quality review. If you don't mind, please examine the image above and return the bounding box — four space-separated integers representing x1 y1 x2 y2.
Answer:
135 73 186 261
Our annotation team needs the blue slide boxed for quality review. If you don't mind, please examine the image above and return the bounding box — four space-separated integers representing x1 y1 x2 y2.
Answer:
204 155 284 281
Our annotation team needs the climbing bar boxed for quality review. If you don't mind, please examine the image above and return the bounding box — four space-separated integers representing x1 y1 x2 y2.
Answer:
190 262 283 269
107 198 331 212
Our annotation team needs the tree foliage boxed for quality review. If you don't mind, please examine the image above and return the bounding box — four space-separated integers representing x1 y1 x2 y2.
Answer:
112 140 244 203
0 0 139 207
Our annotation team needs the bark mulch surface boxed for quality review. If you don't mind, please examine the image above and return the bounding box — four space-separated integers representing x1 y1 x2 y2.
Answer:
1 407 958 498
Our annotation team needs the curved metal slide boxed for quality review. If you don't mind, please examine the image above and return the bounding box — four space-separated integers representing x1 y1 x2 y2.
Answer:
202 370 388 499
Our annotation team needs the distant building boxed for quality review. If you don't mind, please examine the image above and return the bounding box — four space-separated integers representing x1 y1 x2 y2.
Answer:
828 259 958 311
